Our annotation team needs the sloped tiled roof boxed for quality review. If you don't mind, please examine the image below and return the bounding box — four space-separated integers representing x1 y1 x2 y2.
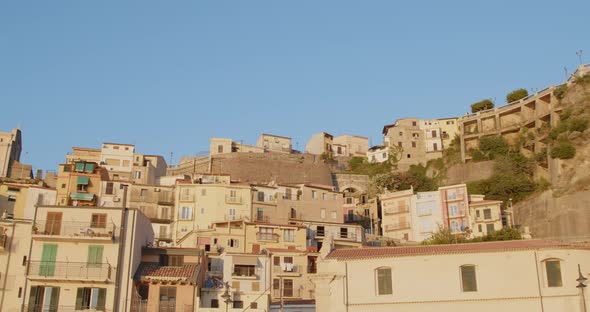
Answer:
135 263 199 283
326 240 590 261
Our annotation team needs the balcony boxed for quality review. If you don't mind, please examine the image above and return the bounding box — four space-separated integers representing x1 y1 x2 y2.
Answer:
130 191 156 203
179 194 195 202
156 232 173 242
256 232 279 242
232 265 256 278
225 195 243 204
383 206 410 215
384 222 411 232
337 232 357 241
254 215 270 223
272 288 302 298
157 192 174 205
280 193 300 201
23 305 111 312
273 264 300 275
223 214 246 222
139 208 173 223
33 221 116 242
27 261 113 282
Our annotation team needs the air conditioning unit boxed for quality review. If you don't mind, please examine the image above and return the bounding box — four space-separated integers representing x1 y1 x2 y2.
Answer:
113 197 121 202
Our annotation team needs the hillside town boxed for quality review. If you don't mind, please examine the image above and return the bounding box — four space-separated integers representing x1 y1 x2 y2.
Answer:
1 63 590 312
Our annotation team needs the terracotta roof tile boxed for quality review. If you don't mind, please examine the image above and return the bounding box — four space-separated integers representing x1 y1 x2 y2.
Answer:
326 240 590 261
135 263 199 282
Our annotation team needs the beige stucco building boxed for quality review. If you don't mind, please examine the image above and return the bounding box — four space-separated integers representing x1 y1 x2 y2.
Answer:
210 138 264 156
0 128 22 178
313 240 590 312
55 161 109 207
380 188 414 241
333 135 368 157
469 195 503 237
383 118 442 170
367 145 389 163
0 182 56 219
437 117 460 148
127 184 175 245
305 132 334 155
0 218 33 312
25 204 153 312
256 134 292 153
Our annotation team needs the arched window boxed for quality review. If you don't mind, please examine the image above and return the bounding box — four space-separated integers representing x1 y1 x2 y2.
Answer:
460 265 477 292
544 259 563 287
375 267 393 295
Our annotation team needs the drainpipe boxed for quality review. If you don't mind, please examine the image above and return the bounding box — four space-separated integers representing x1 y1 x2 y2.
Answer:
344 261 349 312
114 185 129 312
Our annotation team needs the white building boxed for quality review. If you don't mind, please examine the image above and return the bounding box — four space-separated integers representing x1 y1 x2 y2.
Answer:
367 146 389 163
411 190 443 242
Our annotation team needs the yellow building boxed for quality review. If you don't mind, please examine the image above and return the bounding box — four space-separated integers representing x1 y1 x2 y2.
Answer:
55 161 109 206
469 195 503 237
25 205 153 312
0 182 56 219
305 132 333 155
380 188 414 241
0 218 32 311
0 128 22 178
174 181 252 242
333 135 369 157
256 134 292 153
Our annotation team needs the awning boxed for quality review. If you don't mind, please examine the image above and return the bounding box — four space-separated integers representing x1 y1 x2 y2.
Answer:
70 192 94 201
74 162 85 172
84 163 95 173
233 256 258 266
77 176 90 185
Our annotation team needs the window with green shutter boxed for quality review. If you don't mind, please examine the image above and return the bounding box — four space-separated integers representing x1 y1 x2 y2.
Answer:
460 265 477 292
74 162 85 172
545 260 563 287
376 267 393 295
40 244 58 277
87 245 103 267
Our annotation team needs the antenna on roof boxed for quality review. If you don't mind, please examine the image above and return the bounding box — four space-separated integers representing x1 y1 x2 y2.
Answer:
169 152 174 165
576 50 584 65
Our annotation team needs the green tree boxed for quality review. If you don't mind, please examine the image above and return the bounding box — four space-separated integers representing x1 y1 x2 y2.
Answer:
478 135 509 160
506 88 529 103
470 99 494 113
550 141 576 159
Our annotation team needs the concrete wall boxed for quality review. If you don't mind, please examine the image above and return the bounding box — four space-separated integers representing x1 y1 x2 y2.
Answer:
513 189 590 242
443 160 494 185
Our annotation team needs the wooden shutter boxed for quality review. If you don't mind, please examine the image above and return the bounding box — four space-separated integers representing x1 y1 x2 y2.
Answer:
461 266 477 292
46 212 62 235
75 288 84 310
91 214 107 228
377 268 392 295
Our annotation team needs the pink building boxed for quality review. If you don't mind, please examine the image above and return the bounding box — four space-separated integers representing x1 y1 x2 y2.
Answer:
439 184 470 235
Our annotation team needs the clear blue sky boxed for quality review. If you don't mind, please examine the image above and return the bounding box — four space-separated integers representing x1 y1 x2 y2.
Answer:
1 1 589 173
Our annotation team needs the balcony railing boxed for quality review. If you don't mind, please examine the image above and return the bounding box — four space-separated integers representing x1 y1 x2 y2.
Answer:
383 206 410 215
232 266 256 277
254 215 270 223
272 288 301 298
337 232 357 241
23 305 111 312
279 193 300 201
156 232 172 241
138 208 173 223
273 264 300 273
223 214 246 222
157 192 174 205
33 221 116 240
257 233 278 242
179 194 194 202
28 261 113 281
384 222 411 231
225 195 243 204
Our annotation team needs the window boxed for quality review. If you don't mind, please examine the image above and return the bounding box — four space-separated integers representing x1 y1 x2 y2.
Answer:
398 132 403 136
217 145 223 153
122 160 130 167
432 130 437 138
316 226 325 237
160 255 184 267
228 239 239 248
330 211 337 219
211 299 219 308
233 265 255 277
476 210 480 218
179 207 193 220
412 121 417 126
201 207 205 215
346 197 353 204
75 287 106 310
407 154 411 158
322 193 327 200
545 260 563 287
320 208 326 219
134 171 142 179
257 192 265 202
233 301 244 309
91 214 107 228
486 224 495 233
283 229 295 242
105 182 114 195
449 204 459 216
376 267 393 295
460 265 477 292
250 302 258 309
7 195 16 202
382 152 387 158
61 184 66 189
201 189 207 196
478 224 482 232
159 287 176 308
398 142 402 148
340 227 348 239
412 141 416 148
87 245 103 267
283 279 294 297
433 143 438 151
312 190 317 199
483 209 492 220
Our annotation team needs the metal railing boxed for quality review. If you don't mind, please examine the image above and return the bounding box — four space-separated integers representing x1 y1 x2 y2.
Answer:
338 231 357 240
179 194 195 202
279 193 300 201
254 215 270 223
139 208 173 222
23 305 111 312
272 288 301 298
28 261 113 281
133 301 191 312
232 266 256 277
273 264 300 273
383 206 410 215
223 214 246 222
33 221 116 239
156 232 173 241
225 195 243 204
158 192 174 204
384 222 411 231
256 233 278 242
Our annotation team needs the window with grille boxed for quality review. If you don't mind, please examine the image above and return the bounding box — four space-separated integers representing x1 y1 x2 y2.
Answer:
545 260 563 287
376 267 392 295
460 265 477 292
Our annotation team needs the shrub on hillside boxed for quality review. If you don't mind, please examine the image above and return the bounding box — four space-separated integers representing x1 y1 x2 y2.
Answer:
506 88 528 103
553 84 568 100
550 142 576 159
470 99 494 113
478 135 509 160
